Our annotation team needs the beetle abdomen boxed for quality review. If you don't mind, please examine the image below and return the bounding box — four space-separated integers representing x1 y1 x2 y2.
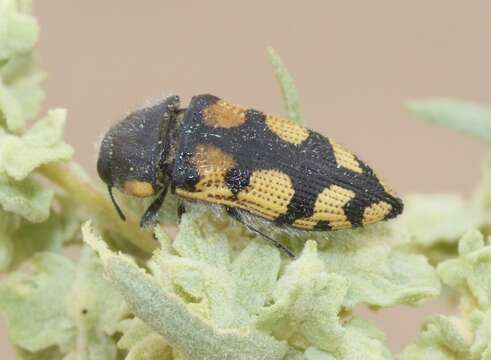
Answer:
173 94 403 231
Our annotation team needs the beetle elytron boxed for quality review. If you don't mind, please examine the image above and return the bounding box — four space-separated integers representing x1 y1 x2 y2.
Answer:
97 94 403 256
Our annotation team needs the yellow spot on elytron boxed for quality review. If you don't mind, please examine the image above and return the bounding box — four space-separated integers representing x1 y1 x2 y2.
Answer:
236 169 295 219
330 140 363 173
362 201 392 225
186 144 236 199
176 168 295 221
202 100 246 128
293 185 355 230
123 180 155 197
265 115 309 145
192 144 236 177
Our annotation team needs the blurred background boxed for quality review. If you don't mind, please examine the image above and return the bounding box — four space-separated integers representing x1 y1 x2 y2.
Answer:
2 0 491 357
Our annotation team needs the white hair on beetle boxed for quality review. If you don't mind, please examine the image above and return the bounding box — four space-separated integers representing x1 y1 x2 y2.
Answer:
138 92 177 110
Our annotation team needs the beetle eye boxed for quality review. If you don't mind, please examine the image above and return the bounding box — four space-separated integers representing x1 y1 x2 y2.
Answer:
123 180 155 197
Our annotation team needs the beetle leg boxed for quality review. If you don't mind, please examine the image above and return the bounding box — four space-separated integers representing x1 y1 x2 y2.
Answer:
246 224 296 259
140 183 169 228
226 207 296 259
177 201 186 224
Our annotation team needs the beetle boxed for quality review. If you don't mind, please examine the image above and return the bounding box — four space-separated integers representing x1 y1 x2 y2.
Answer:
97 94 403 257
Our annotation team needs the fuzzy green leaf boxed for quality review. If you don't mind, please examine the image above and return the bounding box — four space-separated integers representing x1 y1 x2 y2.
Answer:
83 208 443 359
256 241 348 354
0 174 53 222
268 47 303 123
232 240 282 315
256 241 392 359
397 194 487 248
0 108 72 225
304 347 337 360
84 216 399 359
470 310 491 359
0 253 75 352
0 0 42 133
317 225 441 309
398 315 470 360
155 212 281 329
82 221 288 360
117 318 172 360
0 209 74 271
437 230 491 309
0 58 45 132
124 333 173 360
0 76 26 132
0 249 128 358
64 249 129 359
16 346 64 360
402 231 491 360
407 98 491 143
0 109 73 180
172 212 232 268
0 0 38 60
393 193 489 264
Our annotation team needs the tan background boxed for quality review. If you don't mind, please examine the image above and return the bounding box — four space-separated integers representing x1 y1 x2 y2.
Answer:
1 0 490 357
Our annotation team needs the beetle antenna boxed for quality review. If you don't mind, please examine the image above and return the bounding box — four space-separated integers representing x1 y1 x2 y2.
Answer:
108 185 126 221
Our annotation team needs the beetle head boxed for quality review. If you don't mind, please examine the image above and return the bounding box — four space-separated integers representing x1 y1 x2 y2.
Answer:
97 95 180 220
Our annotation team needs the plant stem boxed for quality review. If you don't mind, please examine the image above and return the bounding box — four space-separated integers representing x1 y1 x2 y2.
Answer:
267 47 303 124
39 162 157 253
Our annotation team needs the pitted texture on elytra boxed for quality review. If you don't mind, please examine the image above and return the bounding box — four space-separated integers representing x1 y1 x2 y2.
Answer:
265 114 309 145
176 169 294 221
202 100 246 128
330 140 363 173
293 185 355 230
362 201 392 225
173 94 404 231
236 169 295 219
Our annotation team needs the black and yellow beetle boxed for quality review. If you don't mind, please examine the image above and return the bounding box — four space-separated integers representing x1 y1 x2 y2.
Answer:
97 94 403 257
